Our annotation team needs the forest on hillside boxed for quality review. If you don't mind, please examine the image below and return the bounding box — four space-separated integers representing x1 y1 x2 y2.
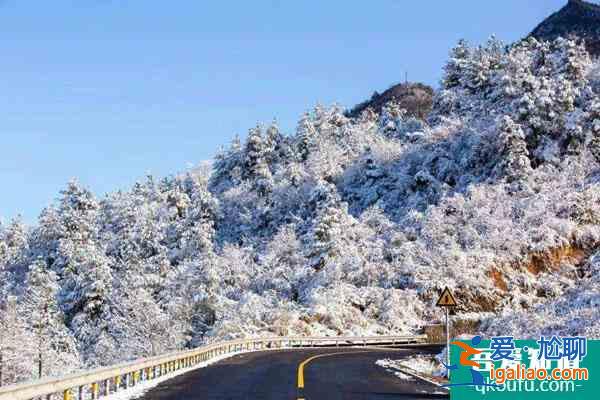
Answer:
1 36 600 385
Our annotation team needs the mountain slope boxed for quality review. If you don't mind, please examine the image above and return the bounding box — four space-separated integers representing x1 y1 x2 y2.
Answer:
346 82 434 120
530 0 600 56
1 37 600 387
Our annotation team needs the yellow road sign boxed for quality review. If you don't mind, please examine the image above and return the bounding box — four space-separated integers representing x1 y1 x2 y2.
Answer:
435 287 457 307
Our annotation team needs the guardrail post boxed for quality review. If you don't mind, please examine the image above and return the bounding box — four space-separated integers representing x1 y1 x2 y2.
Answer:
91 382 99 399
78 385 84 400
63 388 73 400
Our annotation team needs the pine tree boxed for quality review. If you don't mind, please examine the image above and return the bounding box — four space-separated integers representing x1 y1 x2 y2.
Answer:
296 112 316 161
443 39 470 89
1 217 29 273
495 116 532 182
244 126 273 195
260 225 307 301
20 259 80 379
177 173 217 260
0 296 36 385
306 182 350 271
264 120 284 164
50 182 111 315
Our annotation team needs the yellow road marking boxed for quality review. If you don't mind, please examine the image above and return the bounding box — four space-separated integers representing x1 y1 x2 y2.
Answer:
297 351 366 389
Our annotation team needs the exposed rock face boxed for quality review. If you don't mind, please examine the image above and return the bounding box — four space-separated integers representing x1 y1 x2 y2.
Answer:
529 0 600 56
346 82 434 120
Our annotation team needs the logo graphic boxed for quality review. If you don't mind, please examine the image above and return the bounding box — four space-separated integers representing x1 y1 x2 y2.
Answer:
446 337 598 399
442 335 500 388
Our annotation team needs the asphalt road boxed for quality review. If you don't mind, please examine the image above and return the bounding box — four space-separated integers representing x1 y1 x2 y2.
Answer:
135 346 448 400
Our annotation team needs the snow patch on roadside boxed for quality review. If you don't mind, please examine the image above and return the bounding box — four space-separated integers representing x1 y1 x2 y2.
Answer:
376 353 446 382
101 350 253 400
376 359 415 381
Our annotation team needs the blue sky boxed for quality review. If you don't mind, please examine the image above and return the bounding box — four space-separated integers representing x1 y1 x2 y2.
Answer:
0 0 565 224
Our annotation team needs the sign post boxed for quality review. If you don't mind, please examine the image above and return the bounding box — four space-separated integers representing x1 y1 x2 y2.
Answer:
435 287 457 377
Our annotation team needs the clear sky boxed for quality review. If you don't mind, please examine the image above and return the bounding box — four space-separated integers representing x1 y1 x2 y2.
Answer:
0 0 566 224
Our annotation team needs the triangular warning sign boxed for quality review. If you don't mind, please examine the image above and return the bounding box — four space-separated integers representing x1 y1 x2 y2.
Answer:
436 287 457 307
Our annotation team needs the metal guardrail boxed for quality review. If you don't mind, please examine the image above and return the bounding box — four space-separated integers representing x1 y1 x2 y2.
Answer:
0 334 425 400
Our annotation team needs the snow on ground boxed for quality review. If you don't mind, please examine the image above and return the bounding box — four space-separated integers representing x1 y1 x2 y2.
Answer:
375 359 415 381
2 35 600 386
101 350 254 400
376 354 446 383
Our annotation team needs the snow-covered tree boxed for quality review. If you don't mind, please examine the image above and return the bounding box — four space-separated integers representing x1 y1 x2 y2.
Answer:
494 116 532 182
4 34 600 383
296 112 317 161
20 259 80 378
0 296 36 384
